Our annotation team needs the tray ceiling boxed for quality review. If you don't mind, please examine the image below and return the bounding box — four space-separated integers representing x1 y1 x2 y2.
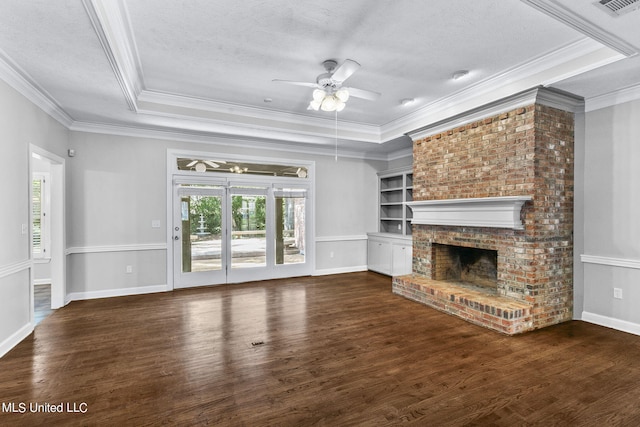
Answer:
0 0 638 157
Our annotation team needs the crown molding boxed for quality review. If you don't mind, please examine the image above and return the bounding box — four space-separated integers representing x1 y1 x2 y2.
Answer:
382 38 617 142
386 146 413 162
82 0 144 111
69 121 395 161
521 0 638 56
406 87 584 141
0 49 74 128
137 89 382 143
585 83 640 111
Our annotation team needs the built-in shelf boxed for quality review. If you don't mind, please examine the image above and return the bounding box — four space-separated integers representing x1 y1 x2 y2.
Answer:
407 196 532 230
378 168 413 236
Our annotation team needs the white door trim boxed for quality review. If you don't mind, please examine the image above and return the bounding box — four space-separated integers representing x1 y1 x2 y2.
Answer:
29 144 66 310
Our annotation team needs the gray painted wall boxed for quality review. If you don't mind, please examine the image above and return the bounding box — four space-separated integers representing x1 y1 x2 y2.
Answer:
0 79 68 356
581 98 640 332
65 131 385 295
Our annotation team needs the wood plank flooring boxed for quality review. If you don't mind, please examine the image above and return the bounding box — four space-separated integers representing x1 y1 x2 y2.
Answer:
2 272 640 426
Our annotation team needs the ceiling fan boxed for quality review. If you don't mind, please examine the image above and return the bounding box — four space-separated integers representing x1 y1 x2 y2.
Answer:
185 159 226 172
273 59 381 112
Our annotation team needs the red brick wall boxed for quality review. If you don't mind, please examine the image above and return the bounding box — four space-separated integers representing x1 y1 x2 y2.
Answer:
411 104 574 330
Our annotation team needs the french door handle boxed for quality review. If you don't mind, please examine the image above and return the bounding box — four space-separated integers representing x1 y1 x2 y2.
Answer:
174 236 180 241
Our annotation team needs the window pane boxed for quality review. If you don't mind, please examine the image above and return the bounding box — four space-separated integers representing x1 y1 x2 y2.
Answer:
177 157 308 178
275 195 305 265
182 194 223 273
32 178 42 256
231 194 266 269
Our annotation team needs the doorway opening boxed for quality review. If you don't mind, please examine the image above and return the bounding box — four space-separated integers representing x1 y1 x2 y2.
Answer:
30 145 66 325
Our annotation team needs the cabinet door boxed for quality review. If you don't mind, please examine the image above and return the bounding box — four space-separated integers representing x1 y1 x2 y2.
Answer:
368 239 392 275
391 243 412 276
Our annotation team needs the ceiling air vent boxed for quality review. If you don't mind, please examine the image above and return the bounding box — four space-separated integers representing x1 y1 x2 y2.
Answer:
595 0 640 17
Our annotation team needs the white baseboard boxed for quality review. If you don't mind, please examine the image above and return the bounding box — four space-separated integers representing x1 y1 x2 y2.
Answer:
582 311 640 336
66 284 170 303
0 322 33 359
313 265 368 276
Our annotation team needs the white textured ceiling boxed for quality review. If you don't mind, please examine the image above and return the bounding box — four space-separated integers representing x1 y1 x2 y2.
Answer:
0 0 638 157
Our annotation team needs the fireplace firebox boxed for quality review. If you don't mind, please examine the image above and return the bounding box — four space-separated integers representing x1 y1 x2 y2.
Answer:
433 244 497 293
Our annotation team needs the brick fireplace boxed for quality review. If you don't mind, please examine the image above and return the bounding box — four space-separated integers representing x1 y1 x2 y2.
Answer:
392 87 582 335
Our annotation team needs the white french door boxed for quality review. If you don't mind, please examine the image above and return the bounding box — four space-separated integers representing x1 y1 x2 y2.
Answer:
173 185 227 288
173 178 310 288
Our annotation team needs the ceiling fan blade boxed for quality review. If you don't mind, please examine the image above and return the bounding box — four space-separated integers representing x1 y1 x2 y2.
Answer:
272 79 318 88
186 160 198 167
331 59 360 83
345 87 381 101
204 161 220 168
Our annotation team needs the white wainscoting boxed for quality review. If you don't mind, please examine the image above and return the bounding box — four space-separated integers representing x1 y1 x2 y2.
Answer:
314 235 369 276
0 260 33 358
580 254 640 336
66 244 169 302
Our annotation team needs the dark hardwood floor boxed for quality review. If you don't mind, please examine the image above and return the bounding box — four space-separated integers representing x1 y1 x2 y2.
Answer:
2 272 640 426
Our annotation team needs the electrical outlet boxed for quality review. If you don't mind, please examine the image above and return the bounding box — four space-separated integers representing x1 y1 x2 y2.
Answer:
151 220 161 228
613 288 623 299
126 265 133 274
330 251 334 258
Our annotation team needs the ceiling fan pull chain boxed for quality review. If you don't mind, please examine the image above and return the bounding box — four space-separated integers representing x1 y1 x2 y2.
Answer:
335 110 338 162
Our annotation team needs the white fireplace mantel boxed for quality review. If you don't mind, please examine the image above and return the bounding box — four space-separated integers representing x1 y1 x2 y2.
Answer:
407 196 532 230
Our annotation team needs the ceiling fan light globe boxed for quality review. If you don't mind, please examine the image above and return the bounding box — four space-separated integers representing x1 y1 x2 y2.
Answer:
195 162 207 172
335 88 349 102
336 101 346 112
312 89 326 102
309 100 321 110
321 96 338 111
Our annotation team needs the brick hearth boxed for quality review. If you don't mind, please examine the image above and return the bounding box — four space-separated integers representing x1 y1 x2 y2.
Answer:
393 88 581 334
393 274 532 335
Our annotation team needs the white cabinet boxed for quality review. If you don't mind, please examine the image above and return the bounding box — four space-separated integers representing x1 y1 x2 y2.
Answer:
391 242 412 276
367 233 412 276
367 238 391 275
